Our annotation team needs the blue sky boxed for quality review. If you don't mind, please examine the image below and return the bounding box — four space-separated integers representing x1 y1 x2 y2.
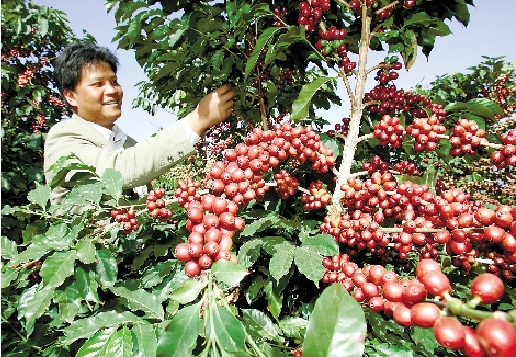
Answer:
37 0 515 141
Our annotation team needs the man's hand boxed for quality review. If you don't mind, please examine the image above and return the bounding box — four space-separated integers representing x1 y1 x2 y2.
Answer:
186 84 236 136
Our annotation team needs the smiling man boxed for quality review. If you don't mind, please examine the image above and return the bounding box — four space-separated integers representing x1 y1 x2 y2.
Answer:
44 42 235 204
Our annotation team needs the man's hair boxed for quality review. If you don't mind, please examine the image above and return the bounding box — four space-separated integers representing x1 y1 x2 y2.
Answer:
54 42 119 94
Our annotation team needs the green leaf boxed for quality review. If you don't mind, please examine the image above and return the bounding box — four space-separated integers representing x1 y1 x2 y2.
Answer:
264 279 282 320
132 322 157 357
61 311 142 345
27 183 51 209
242 309 284 343
64 183 103 207
206 304 247 354
76 239 97 264
411 326 439 354
237 239 264 269
269 241 295 281
300 233 339 256
303 284 367 357
1 236 18 261
101 169 123 200
9 242 48 266
211 260 249 286
96 249 118 288
76 328 116 357
19 285 54 328
244 27 283 81
291 76 335 120
156 303 201 357
111 286 164 321
278 317 308 339
169 279 208 304
40 251 77 289
293 246 326 285
403 12 437 27
241 215 279 236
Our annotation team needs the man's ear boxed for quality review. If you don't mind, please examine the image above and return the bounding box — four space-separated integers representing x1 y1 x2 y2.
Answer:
63 89 77 107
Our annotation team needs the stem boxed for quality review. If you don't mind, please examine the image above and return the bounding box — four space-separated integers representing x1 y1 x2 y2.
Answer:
1 316 26 341
329 4 371 216
375 1 400 15
246 335 268 357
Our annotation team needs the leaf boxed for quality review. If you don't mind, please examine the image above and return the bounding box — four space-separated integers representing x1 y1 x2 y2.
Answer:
278 317 308 339
303 284 367 357
96 249 118 288
264 279 282 320
1 236 18 261
64 183 103 207
241 215 279 236
291 76 335 120
293 246 326 285
237 239 264 269
10 242 49 266
101 169 123 201
300 233 339 256
27 183 51 209
211 260 249 287
19 285 54 329
241 309 284 343
411 326 439 354
206 304 247 354
61 311 142 345
111 286 164 321
39 251 77 289
132 322 157 357
244 27 283 81
76 239 97 264
169 279 208 304
76 328 116 357
269 241 295 281
156 303 201 357
403 12 438 27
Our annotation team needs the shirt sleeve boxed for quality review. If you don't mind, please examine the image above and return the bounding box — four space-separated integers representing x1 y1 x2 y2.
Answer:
179 118 202 145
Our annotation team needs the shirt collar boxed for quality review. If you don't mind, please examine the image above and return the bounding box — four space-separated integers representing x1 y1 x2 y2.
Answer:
90 122 128 144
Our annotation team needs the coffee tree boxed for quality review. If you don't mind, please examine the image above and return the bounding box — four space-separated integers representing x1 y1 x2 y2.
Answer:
2 0 516 357
0 0 86 207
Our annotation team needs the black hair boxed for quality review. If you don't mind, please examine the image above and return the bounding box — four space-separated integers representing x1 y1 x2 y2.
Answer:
53 41 119 94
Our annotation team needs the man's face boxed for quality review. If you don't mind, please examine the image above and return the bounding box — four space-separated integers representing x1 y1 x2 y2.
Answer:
63 62 123 128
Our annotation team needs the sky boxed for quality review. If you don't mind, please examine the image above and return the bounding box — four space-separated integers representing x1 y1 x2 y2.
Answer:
37 0 514 141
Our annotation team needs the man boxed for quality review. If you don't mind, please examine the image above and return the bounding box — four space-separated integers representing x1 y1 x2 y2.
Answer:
44 42 235 204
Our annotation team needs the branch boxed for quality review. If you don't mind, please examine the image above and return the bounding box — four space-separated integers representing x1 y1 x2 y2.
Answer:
374 0 399 15
357 133 373 143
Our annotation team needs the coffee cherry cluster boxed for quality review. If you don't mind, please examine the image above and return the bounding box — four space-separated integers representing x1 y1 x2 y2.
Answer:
175 196 244 277
372 114 406 148
208 123 336 205
490 129 516 167
274 170 299 199
406 115 447 152
375 60 402 84
110 207 140 234
392 160 419 175
146 188 174 222
314 26 352 70
273 6 289 27
449 118 488 156
361 154 390 174
365 84 447 120
174 178 202 207
301 180 332 210
298 0 331 32
323 257 516 356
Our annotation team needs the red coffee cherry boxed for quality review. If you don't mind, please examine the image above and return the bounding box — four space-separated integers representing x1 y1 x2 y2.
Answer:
410 302 441 327
470 273 505 304
433 317 465 350
184 260 201 277
476 318 516 357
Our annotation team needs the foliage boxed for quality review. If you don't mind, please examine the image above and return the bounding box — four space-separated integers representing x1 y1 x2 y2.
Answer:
3 0 516 357
0 0 87 206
